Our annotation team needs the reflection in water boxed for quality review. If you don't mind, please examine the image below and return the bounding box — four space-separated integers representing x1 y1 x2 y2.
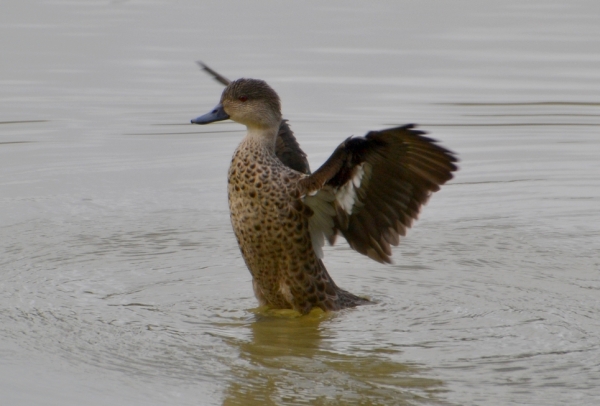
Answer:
223 311 445 406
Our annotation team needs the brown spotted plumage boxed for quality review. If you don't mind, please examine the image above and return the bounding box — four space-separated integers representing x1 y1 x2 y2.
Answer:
191 75 457 314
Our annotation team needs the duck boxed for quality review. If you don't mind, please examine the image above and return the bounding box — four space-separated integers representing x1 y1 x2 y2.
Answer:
191 66 458 314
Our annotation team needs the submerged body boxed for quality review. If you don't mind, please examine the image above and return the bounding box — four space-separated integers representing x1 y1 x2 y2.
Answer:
192 76 457 313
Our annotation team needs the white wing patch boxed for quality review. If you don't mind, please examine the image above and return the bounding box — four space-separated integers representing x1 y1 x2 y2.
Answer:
303 162 372 259
303 188 336 258
336 163 366 215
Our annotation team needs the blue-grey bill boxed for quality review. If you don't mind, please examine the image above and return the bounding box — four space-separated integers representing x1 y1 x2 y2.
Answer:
191 104 230 124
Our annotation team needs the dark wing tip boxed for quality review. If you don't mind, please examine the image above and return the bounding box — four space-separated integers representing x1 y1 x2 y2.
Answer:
196 61 231 86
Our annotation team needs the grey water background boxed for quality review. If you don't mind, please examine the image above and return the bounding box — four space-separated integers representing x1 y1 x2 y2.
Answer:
2 1 600 405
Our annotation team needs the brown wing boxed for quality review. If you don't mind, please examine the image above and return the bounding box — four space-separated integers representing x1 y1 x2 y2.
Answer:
197 62 310 174
301 124 457 263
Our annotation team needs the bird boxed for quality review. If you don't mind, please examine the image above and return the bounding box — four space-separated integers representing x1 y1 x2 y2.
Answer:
191 66 458 314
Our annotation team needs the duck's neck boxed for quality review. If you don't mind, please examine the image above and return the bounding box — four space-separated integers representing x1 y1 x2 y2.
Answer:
244 124 278 153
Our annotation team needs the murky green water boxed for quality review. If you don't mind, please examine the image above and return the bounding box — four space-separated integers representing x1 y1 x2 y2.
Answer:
2 1 600 405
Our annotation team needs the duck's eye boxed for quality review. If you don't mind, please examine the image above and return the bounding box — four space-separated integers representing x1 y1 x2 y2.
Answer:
238 95 248 102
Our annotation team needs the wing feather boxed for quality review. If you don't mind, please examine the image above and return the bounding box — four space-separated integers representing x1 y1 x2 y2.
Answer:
275 120 311 174
301 124 457 263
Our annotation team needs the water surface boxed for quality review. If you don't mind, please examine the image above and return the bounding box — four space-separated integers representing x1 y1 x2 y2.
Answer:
1 1 600 405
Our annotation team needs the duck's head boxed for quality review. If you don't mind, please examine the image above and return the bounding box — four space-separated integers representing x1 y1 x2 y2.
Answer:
191 78 282 129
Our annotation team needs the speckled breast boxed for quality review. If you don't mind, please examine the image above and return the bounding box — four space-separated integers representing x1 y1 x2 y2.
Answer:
226 142 314 306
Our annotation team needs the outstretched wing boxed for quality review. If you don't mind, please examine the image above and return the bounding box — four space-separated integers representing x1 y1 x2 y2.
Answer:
301 124 457 263
197 61 310 174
